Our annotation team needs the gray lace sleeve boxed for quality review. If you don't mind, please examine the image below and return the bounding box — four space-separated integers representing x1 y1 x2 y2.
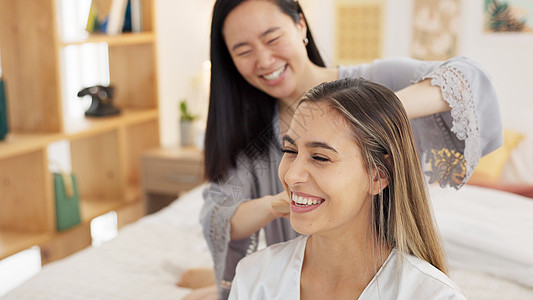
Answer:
415 57 502 188
199 156 258 297
339 56 503 188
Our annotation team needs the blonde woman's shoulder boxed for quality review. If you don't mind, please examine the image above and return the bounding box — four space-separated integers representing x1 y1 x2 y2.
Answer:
400 251 467 300
361 249 467 300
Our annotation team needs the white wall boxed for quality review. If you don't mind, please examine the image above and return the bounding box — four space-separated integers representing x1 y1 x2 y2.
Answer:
305 0 415 60
459 0 533 124
156 0 213 146
156 0 533 145
308 0 533 124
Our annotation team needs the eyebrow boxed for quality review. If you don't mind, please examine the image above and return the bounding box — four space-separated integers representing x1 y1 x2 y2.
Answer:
282 135 338 153
231 27 281 51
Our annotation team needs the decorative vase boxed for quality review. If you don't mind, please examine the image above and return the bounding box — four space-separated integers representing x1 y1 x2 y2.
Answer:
180 120 194 146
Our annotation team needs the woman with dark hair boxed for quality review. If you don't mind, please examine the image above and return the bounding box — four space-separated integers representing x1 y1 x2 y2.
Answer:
192 0 502 298
229 77 466 299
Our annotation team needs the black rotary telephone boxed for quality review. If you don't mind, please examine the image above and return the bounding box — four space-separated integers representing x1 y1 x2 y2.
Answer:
77 85 120 117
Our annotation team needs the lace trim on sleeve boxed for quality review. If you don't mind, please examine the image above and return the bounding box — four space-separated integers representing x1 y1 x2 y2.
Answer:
422 65 480 188
208 205 230 280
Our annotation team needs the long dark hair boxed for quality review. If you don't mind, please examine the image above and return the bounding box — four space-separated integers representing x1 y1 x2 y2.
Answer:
205 0 326 181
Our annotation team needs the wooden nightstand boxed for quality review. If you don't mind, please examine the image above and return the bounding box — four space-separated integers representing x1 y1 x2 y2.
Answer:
140 146 204 214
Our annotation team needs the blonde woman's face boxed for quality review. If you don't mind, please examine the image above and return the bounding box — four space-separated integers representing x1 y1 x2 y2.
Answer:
222 0 310 102
278 102 375 238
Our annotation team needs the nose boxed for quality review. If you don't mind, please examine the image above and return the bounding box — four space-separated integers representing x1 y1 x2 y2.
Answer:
255 46 275 69
283 155 309 188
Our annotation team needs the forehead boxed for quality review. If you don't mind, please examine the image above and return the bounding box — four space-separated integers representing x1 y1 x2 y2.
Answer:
222 0 293 40
288 101 355 144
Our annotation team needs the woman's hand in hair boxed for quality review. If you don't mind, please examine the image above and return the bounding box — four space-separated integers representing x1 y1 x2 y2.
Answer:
230 192 291 240
271 191 291 218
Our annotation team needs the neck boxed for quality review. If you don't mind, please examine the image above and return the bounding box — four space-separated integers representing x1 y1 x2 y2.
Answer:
308 235 389 277
302 232 391 295
278 65 337 138
277 65 338 115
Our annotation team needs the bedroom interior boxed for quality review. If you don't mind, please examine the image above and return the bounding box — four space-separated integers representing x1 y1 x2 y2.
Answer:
0 0 532 299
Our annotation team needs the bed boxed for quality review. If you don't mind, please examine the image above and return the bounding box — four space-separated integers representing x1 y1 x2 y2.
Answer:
4 119 533 300
2 182 532 300
2 184 212 300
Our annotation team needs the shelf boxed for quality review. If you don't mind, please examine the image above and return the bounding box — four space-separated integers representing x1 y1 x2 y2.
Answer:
0 230 52 260
124 185 142 203
81 198 127 223
61 32 155 47
124 119 161 187
64 108 158 140
0 109 158 160
0 193 143 260
80 186 141 222
0 133 62 160
0 0 158 265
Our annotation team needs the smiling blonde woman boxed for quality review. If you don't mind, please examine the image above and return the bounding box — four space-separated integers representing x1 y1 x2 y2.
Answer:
228 78 465 300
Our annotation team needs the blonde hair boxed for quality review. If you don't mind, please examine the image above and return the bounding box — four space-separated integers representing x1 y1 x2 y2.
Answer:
299 78 447 273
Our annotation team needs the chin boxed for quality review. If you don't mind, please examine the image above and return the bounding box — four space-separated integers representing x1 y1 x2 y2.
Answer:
259 84 295 100
290 218 314 236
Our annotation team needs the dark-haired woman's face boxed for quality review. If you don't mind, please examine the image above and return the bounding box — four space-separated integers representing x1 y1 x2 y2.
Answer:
222 0 310 102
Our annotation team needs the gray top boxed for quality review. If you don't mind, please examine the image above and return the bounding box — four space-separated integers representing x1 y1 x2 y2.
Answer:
199 56 503 299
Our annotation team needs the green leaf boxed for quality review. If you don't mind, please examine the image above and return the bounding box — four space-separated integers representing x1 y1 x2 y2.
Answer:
179 99 196 121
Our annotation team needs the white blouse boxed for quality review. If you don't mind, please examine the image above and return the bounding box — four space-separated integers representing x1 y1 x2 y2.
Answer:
229 235 466 300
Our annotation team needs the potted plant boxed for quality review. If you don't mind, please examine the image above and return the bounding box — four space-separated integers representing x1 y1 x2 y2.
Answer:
179 99 196 146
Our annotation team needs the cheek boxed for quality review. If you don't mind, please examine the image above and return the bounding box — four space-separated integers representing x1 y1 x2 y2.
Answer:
328 170 370 206
329 183 371 223
278 42 302 63
232 57 254 78
278 157 289 184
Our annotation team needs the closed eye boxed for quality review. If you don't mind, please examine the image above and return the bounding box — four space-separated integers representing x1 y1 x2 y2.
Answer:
281 148 297 155
312 155 330 162
268 36 280 44
236 50 252 57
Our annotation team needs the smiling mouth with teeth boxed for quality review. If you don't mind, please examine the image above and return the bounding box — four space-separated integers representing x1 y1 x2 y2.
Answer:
262 65 286 81
291 192 325 207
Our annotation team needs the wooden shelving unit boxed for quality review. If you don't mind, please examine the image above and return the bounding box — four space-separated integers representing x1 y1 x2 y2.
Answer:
62 32 155 47
0 0 160 263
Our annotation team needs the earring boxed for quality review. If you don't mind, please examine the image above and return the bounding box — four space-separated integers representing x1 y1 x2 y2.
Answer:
303 37 309 46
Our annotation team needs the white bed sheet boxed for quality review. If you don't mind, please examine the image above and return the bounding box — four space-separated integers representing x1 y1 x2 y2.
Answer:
429 184 533 288
4 184 533 300
3 184 211 300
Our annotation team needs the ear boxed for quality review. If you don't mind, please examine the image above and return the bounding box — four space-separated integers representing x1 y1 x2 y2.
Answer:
371 161 390 196
297 13 307 40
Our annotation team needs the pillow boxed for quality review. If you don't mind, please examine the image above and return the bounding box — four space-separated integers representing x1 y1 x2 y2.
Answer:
429 184 533 288
469 129 524 183
500 131 533 184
